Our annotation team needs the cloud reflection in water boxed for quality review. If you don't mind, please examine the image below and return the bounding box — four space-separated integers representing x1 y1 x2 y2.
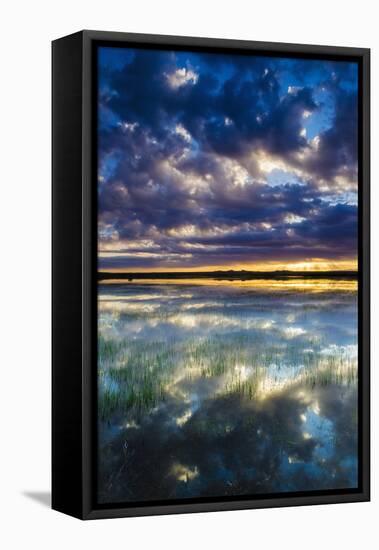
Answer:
97 280 358 503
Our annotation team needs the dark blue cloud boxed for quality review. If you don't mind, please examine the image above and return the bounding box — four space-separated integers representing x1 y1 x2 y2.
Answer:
97 46 358 270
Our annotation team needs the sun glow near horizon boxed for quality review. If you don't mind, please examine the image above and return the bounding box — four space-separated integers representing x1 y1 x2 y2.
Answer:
98 258 358 273
98 48 358 276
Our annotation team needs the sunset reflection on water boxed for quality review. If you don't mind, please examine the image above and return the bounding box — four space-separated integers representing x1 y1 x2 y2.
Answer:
97 278 358 504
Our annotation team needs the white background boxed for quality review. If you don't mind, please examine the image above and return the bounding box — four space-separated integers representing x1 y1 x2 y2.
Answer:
0 1 376 548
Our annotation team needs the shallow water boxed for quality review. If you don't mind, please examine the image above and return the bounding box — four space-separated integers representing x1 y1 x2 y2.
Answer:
97 279 358 504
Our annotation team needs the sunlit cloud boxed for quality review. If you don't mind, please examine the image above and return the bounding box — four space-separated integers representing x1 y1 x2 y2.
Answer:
175 124 192 142
98 47 358 272
284 213 306 224
166 67 199 89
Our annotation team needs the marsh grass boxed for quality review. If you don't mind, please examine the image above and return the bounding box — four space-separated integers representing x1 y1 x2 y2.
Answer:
302 356 357 387
98 328 357 421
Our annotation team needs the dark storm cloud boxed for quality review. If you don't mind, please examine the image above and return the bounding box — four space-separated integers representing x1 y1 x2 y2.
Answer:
97 46 358 270
200 78 316 157
101 50 317 159
304 89 358 181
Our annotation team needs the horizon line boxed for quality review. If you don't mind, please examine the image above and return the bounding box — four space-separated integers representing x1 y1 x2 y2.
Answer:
98 268 358 274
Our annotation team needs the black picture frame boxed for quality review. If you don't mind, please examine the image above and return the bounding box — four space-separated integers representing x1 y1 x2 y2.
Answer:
52 30 370 520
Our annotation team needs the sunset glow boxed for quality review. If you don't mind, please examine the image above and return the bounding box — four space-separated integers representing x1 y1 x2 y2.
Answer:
97 47 358 273
96 45 360 505
99 259 357 274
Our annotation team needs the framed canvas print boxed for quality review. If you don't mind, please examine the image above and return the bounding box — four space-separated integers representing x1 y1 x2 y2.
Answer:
52 30 370 519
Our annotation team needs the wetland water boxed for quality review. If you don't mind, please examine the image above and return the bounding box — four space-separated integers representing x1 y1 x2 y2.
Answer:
97 278 358 504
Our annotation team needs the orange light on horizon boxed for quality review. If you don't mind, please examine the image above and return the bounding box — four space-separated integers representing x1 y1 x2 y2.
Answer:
98 258 358 274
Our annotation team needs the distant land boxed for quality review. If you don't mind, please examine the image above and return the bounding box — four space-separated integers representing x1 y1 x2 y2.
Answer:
98 270 358 281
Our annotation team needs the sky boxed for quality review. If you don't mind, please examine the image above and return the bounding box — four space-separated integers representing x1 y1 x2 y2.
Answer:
97 46 358 272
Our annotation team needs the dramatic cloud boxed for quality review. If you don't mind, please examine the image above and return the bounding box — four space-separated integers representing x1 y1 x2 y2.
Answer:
97 47 358 271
